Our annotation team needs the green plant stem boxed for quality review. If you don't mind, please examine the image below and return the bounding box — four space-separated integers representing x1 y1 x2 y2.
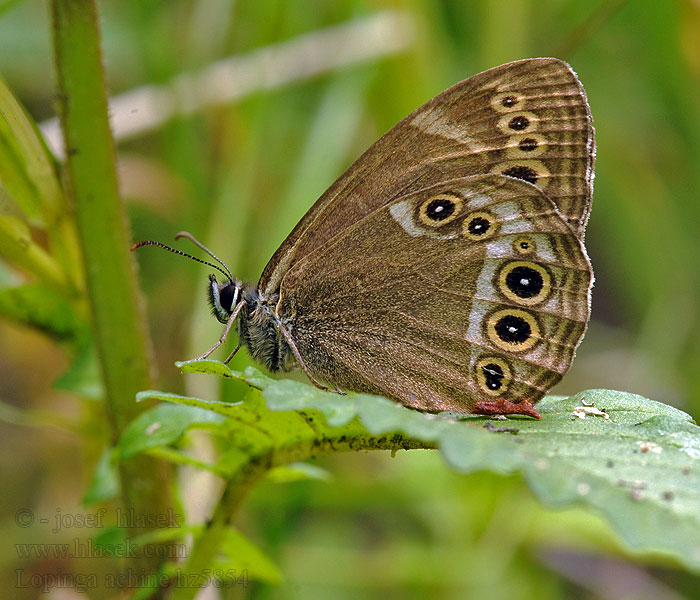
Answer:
50 0 172 580
170 431 434 600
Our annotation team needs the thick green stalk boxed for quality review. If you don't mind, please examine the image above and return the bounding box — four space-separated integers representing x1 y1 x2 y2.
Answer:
50 0 172 580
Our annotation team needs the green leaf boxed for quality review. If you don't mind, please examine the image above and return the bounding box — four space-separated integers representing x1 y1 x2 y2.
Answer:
83 446 120 505
156 361 700 572
0 1 23 17
147 446 227 476
0 215 70 292
176 359 245 379
129 525 280 592
119 402 226 459
0 71 64 224
130 523 201 547
0 72 81 291
215 527 283 585
53 343 104 399
0 88 45 223
135 389 245 418
265 462 332 483
0 396 81 432
269 380 700 569
93 524 126 548
0 283 88 343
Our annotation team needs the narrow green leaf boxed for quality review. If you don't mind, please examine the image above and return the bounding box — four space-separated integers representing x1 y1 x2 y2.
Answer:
0 72 81 291
0 72 64 223
146 446 228 476
0 215 70 291
0 95 43 221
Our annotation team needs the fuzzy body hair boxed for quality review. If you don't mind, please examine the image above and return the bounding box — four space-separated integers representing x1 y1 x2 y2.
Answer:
238 287 296 372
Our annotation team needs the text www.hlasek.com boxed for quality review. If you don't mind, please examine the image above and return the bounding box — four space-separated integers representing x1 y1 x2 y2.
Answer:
15 538 186 559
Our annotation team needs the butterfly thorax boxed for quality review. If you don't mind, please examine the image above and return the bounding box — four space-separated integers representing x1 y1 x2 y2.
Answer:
238 287 296 373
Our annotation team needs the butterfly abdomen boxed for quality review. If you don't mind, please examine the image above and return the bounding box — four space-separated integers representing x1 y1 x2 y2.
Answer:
238 288 296 373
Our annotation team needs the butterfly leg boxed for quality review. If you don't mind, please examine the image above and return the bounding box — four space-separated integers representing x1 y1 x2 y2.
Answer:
474 399 542 419
182 299 244 364
223 342 241 364
278 324 347 395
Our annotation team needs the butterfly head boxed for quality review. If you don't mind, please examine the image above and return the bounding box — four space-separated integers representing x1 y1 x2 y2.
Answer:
131 231 242 325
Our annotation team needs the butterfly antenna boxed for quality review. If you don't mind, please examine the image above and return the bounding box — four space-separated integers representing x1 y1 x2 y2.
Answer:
130 240 232 282
174 231 235 282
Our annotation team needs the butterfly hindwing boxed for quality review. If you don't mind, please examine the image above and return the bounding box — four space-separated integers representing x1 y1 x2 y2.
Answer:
277 174 592 413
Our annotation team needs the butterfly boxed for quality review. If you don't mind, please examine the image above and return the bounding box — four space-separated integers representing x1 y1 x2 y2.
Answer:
133 58 595 419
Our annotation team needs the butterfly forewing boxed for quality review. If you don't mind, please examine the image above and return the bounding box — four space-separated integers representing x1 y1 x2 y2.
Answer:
260 58 594 297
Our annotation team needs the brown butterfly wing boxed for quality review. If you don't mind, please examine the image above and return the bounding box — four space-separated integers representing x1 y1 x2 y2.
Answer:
260 58 594 296
276 174 592 413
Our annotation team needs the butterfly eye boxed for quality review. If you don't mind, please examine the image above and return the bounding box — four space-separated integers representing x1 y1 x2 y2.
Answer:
513 236 536 255
504 133 549 160
218 282 236 312
463 211 497 240
508 115 529 130
486 308 540 353
498 260 552 305
475 356 512 396
497 111 538 134
207 275 239 324
418 192 463 227
491 92 524 113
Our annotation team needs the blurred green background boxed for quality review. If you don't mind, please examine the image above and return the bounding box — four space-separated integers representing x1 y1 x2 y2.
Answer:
1 0 699 598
